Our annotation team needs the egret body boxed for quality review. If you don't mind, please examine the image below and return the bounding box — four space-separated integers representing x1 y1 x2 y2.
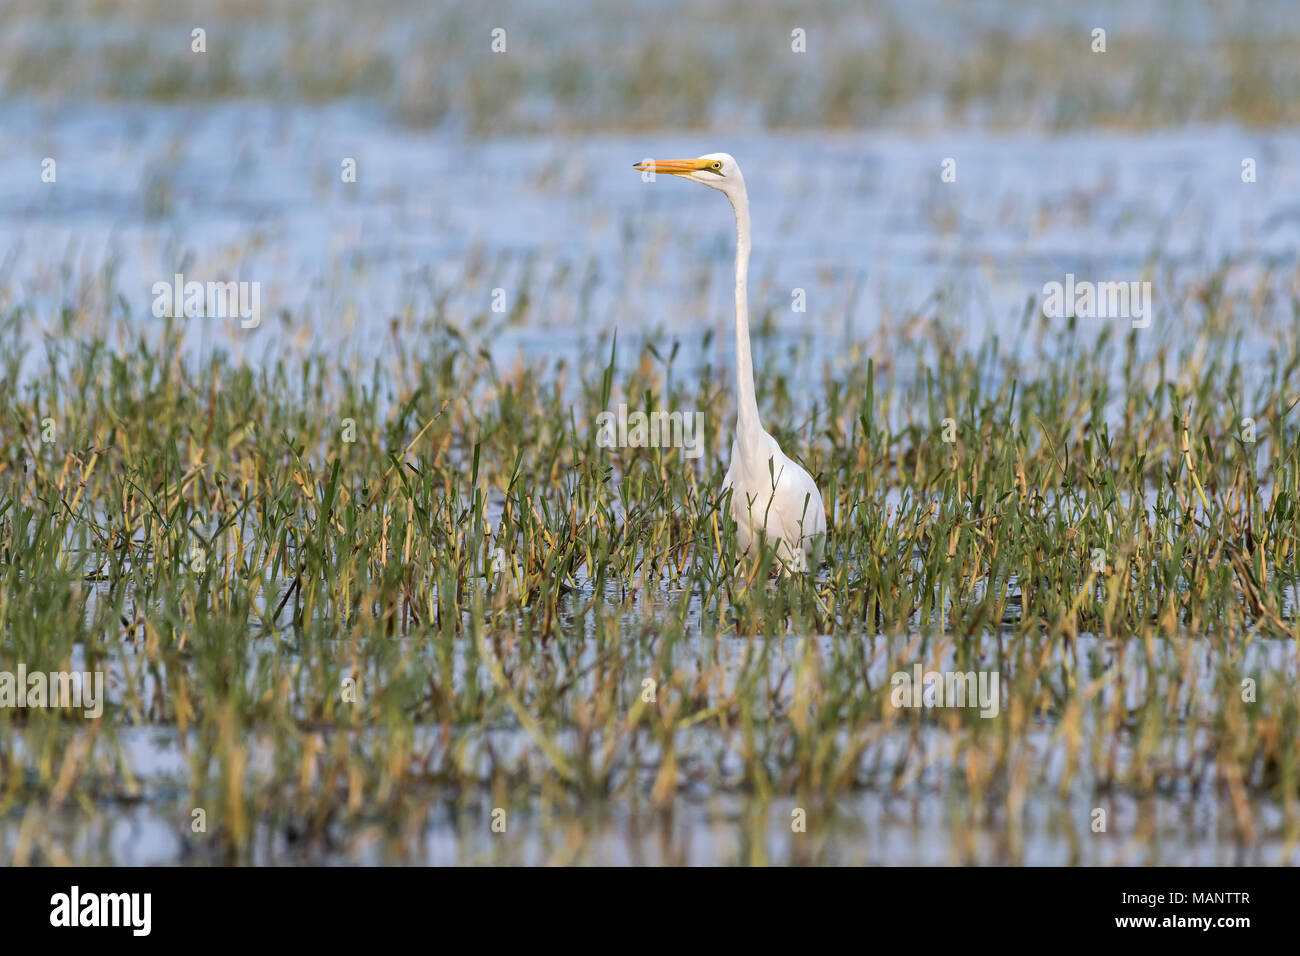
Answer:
634 153 826 569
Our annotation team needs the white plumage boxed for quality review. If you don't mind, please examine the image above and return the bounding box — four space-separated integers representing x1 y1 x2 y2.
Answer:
634 152 827 569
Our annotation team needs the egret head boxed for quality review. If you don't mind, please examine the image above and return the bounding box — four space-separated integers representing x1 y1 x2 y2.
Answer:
634 152 744 199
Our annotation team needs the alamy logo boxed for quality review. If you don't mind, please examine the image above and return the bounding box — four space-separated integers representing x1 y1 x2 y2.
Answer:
596 403 705 459
0 665 103 718
1042 273 1151 329
890 664 1001 718
50 886 151 936
151 273 261 328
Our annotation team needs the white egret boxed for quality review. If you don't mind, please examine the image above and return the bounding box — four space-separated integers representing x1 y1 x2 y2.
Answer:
634 153 826 570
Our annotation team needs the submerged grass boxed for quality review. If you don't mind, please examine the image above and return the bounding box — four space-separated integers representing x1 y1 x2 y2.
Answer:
1 260 1299 864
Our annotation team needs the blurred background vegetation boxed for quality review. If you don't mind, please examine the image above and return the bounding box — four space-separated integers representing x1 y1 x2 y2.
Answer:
4 0 1299 134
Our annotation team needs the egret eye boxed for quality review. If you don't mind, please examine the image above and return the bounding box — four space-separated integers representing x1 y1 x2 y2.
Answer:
710 161 723 171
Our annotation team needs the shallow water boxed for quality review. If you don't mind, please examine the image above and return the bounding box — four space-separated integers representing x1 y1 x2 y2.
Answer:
11 715 1298 865
5 88 1300 865
7 589 1300 864
4 100 1299 380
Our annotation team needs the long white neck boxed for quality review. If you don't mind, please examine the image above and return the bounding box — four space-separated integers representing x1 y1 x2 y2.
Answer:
728 185 764 452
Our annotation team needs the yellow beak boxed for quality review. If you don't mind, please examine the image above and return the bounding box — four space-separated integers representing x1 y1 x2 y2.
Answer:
633 158 712 175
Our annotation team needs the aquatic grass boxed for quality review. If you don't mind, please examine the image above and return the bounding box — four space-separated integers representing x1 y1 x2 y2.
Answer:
4 0 1300 133
1 257 1299 863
